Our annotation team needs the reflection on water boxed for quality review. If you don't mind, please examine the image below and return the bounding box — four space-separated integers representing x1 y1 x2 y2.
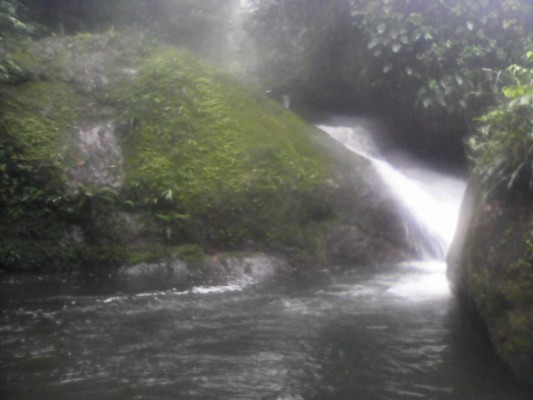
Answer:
1 264 531 400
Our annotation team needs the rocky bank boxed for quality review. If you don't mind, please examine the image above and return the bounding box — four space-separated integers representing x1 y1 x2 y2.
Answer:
448 180 533 385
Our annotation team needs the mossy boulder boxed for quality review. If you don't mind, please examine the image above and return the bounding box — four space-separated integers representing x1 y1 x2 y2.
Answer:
448 180 533 385
0 31 411 273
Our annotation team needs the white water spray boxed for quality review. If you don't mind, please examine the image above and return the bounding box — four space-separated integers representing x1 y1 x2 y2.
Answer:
318 122 466 261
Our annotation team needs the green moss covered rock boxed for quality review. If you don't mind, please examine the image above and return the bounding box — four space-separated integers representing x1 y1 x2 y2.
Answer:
448 181 533 385
0 32 411 273
116 47 329 248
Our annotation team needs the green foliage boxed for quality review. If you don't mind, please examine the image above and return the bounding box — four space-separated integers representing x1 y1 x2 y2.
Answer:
0 81 84 224
0 0 36 38
0 68 123 270
468 208 533 382
117 47 329 249
172 244 207 267
16 0 238 57
351 0 533 115
0 0 40 83
249 0 532 107
470 51 533 197
247 0 533 156
0 0 240 83
0 35 332 270
505 228 533 307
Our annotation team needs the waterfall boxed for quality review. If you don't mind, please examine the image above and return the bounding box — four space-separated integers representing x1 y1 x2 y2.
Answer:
318 121 466 261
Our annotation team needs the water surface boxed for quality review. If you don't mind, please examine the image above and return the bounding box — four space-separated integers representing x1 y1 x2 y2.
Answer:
1 262 531 400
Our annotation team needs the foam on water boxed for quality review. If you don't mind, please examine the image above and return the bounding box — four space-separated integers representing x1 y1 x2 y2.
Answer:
100 277 256 304
191 278 255 295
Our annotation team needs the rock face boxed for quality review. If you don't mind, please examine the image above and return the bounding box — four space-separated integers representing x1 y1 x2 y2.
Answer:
0 32 412 274
67 122 124 192
447 180 533 385
308 128 412 265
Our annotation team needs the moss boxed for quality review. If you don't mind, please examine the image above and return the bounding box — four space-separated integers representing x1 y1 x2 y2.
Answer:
62 243 128 270
125 247 167 265
0 237 128 272
1 35 334 272
116 47 329 252
172 244 207 266
0 85 123 272
124 244 205 267
460 197 533 384
1 81 88 162
496 311 533 354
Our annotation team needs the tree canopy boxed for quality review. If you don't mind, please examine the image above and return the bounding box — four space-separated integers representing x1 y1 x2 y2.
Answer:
247 0 533 173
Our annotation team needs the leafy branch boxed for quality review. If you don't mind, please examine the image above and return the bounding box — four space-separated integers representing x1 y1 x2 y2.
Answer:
470 51 533 198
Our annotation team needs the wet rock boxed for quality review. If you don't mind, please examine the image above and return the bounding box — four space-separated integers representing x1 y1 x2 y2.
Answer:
448 180 533 386
309 126 414 266
326 225 407 266
67 121 124 191
209 253 292 282
120 253 292 289
120 260 188 279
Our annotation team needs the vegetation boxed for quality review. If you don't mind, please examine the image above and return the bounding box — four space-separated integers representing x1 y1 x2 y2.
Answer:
247 0 533 167
1 0 241 82
1 0 532 271
13 0 238 55
470 51 533 199
2 0 529 386
0 34 330 271
458 198 533 385
0 0 36 37
0 0 36 82
116 46 328 249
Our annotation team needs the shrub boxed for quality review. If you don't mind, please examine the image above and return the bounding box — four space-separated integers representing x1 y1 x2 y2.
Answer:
470 51 533 198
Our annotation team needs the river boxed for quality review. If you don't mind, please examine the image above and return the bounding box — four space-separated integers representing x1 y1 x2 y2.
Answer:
1 120 532 399
1 263 531 400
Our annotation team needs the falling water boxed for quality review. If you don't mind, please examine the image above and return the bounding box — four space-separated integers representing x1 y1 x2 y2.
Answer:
318 121 466 260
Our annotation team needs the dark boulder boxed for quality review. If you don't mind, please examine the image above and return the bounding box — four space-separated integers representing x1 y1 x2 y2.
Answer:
448 179 533 385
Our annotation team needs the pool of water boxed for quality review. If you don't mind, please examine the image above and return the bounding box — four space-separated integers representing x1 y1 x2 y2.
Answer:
1 262 531 400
